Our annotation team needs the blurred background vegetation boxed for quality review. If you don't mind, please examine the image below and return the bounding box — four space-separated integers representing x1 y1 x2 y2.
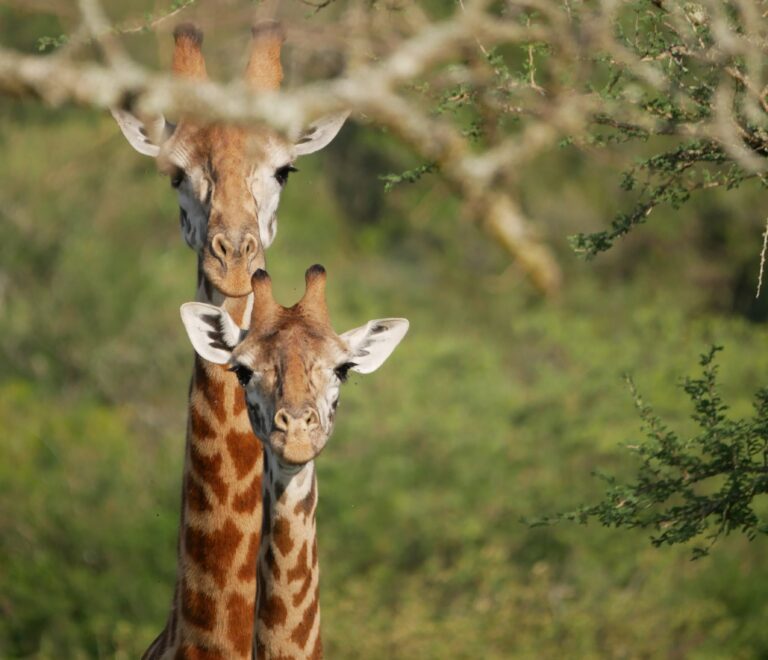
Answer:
3 1 768 658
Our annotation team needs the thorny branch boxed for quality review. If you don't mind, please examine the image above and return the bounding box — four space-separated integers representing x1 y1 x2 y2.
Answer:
2 0 768 293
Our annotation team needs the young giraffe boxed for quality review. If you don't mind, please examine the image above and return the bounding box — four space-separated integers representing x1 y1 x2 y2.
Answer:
180 265 409 659
112 23 347 659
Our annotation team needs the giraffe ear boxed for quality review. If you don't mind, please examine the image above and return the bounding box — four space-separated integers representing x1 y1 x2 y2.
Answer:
292 111 349 157
111 109 176 158
180 303 241 364
340 318 409 374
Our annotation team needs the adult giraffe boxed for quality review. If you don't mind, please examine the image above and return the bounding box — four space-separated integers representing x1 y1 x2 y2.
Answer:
112 22 347 659
181 265 409 659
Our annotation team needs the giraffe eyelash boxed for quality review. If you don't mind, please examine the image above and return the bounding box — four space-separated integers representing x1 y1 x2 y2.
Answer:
229 364 254 387
334 362 356 383
274 164 298 186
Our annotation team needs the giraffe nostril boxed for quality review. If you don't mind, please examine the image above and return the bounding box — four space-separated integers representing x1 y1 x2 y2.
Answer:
274 409 291 432
242 234 259 258
210 234 232 261
303 408 320 429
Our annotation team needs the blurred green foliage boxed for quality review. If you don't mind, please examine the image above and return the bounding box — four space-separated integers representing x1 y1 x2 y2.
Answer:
4 4 768 659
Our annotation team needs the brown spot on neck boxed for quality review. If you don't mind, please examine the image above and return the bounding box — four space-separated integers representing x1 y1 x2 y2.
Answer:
287 542 308 584
237 533 259 583
181 580 216 632
185 517 243 589
226 429 261 479
175 645 226 660
232 388 247 416
193 358 231 425
291 570 313 609
272 516 294 556
189 404 214 441
188 445 228 504
226 593 254 656
232 470 262 514
187 475 212 513
260 594 288 629
290 594 319 651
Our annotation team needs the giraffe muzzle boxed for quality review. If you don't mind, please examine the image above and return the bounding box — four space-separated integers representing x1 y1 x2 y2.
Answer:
268 407 326 465
203 231 264 297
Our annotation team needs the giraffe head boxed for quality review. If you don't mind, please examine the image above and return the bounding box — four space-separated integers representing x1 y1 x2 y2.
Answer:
180 265 408 465
112 23 347 297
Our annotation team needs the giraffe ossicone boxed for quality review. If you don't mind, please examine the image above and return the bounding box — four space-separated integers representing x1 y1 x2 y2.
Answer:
181 265 409 658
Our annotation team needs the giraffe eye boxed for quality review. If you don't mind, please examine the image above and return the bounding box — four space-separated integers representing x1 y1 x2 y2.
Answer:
229 364 253 387
170 169 185 189
274 164 298 186
334 362 356 383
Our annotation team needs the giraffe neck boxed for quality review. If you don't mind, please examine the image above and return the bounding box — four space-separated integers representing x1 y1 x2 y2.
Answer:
255 450 322 660
144 275 263 660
